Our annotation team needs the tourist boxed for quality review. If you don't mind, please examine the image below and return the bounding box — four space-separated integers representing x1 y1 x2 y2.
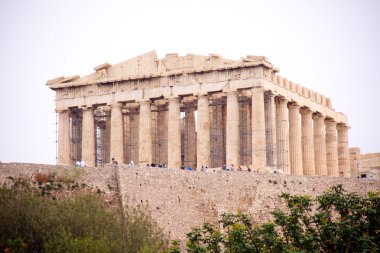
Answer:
130 160 134 165
238 165 242 171
75 161 81 167
80 160 86 167
221 164 226 170
112 158 118 166
230 164 234 171
188 166 193 171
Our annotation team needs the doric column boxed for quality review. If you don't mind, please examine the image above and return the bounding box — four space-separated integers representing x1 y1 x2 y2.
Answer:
82 107 95 167
337 123 350 177
300 108 315 175
110 103 124 164
185 109 196 167
313 114 327 176
196 94 210 169
275 97 290 173
264 91 277 167
289 103 302 175
325 119 339 177
349 147 360 178
226 91 239 167
167 97 181 169
57 109 71 165
138 100 152 164
251 87 266 170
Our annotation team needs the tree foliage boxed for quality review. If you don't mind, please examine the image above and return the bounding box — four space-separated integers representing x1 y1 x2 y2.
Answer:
0 176 168 253
170 185 380 253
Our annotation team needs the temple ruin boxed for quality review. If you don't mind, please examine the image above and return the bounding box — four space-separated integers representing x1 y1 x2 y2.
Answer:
47 51 350 177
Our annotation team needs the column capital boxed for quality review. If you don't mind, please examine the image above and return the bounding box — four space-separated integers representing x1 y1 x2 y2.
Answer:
251 86 265 94
80 105 93 111
264 90 275 98
137 99 151 104
274 96 287 104
110 102 123 109
337 123 350 130
226 90 237 96
312 113 325 120
167 96 180 102
325 118 337 126
55 108 69 113
300 107 313 115
194 93 208 98
288 102 300 110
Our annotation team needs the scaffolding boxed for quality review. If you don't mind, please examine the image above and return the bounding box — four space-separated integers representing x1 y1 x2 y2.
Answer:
238 93 252 166
151 103 168 165
94 105 111 167
55 112 58 164
123 104 139 164
209 95 226 168
69 108 82 164
180 100 197 168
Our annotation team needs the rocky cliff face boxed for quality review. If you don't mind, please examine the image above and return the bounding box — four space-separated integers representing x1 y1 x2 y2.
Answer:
1 162 378 240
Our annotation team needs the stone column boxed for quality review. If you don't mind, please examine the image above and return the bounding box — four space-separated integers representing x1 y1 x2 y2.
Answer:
264 91 277 167
197 94 210 169
226 91 239 167
57 109 71 165
300 108 315 175
251 87 266 170
110 103 124 164
138 100 152 164
82 107 95 167
313 114 327 176
288 103 302 175
275 97 290 173
349 147 360 178
168 97 181 169
325 119 339 177
337 123 350 177
185 109 196 167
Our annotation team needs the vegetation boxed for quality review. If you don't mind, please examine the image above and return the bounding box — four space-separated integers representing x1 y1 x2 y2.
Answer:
0 176 168 253
2 171 379 253
168 185 380 253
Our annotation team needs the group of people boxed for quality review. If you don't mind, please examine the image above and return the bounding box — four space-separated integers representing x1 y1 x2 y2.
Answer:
75 159 252 172
146 163 167 168
221 164 251 172
75 160 87 167
180 164 253 172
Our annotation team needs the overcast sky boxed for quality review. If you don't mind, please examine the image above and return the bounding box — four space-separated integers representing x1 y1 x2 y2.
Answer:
0 0 379 165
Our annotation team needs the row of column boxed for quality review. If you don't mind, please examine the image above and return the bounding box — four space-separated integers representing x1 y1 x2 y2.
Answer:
57 88 350 177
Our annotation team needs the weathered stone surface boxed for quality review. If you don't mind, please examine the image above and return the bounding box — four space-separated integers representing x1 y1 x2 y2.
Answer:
289 103 302 175
1 163 379 242
350 147 380 179
49 51 355 178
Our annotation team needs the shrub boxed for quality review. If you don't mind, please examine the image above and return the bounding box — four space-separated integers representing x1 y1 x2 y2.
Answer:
0 177 168 253
169 185 380 253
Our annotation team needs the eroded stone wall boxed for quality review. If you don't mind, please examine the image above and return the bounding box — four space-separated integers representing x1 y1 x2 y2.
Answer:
0 163 116 193
117 165 379 240
1 162 378 241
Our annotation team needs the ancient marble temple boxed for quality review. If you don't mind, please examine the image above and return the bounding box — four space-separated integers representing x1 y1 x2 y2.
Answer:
47 51 351 177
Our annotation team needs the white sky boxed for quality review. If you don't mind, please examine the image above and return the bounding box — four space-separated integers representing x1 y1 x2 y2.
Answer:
0 0 379 165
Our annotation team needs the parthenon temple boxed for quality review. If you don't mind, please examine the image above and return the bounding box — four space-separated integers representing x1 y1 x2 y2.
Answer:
47 51 351 177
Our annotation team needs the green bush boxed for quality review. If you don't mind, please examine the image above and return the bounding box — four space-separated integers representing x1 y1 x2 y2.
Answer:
0 177 168 253
170 185 380 253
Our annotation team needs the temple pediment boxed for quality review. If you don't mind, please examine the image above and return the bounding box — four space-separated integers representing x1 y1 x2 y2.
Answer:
46 51 275 88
